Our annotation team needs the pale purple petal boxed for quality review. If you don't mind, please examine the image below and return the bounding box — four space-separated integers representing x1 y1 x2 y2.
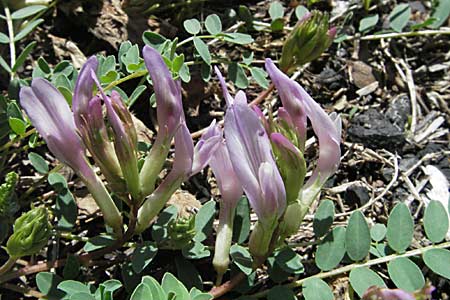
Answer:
258 162 286 219
265 59 341 187
270 132 300 155
173 122 194 177
265 59 307 143
209 131 243 208
362 286 416 300
143 46 184 137
73 56 98 128
214 67 234 106
191 120 221 175
224 90 285 221
20 79 96 182
277 107 294 128
252 105 270 133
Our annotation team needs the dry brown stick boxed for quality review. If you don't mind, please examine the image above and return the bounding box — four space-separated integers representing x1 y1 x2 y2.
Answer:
209 272 247 299
1 283 44 298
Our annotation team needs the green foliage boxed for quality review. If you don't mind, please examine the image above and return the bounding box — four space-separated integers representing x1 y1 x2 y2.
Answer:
387 257 425 292
37 273 123 300
36 272 65 300
183 19 201 35
28 152 48 174
349 267 386 297
386 203 414 253
359 14 379 33
230 244 253 275
295 6 309 20
0 4 48 77
315 226 346 271
313 199 334 238
129 273 212 300
205 14 222 35
193 37 211 65
131 241 158 274
388 3 411 32
268 286 297 300
431 0 450 28
302 278 333 300
48 173 78 230
83 235 115 252
232 196 251 243
345 210 370 261
423 249 450 280
423 200 448 243
370 223 387 242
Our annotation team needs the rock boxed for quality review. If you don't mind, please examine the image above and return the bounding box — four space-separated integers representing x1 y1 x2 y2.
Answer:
385 94 411 130
347 108 406 150
344 184 370 206
349 61 377 89
318 67 343 90
399 154 419 172
418 143 450 181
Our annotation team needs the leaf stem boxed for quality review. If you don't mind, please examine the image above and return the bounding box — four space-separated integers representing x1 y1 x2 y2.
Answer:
0 257 17 276
176 35 216 48
250 241 450 298
0 128 36 152
104 70 148 91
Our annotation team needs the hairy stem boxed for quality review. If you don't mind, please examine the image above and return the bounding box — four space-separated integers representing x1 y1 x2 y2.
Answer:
251 241 450 298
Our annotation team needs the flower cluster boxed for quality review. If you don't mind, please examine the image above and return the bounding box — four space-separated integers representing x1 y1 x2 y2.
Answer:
210 59 341 273
20 46 341 279
20 46 219 235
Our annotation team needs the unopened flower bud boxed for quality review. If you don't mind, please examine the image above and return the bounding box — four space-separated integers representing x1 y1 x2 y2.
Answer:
165 215 196 250
279 11 336 72
0 172 19 219
6 207 52 258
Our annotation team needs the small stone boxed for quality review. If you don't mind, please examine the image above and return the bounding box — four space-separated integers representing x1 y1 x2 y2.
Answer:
399 154 419 172
344 184 370 206
347 109 405 150
385 94 411 129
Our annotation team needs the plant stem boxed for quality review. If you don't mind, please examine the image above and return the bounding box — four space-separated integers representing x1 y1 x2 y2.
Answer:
176 35 216 48
0 257 17 276
104 70 148 91
358 29 450 41
250 241 450 298
3 1 16 79
0 128 36 152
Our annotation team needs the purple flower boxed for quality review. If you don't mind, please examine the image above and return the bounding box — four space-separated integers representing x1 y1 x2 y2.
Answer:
191 120 222 175
362 285 435 300
73 56 99 129
72 56 124 192
20 78 123 233
91 73 140 200
143 45 184 138
136 122 194 232
20 78 90 177
140 46 186 196
265 58 341 191
210 123 243 283
217 68 286 225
